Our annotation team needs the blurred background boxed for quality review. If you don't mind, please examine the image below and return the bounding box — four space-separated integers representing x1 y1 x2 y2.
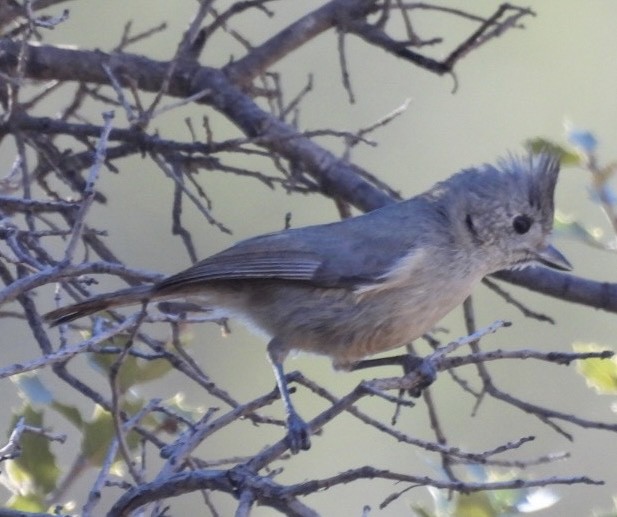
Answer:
2 1 617 515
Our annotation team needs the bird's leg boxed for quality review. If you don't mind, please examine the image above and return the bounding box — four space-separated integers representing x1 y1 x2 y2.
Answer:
267 338 311 453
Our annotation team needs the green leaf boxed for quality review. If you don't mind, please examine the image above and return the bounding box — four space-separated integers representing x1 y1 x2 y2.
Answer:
133 355 173 383
454 492 496 517
89 351 173 393
573 342 617 393
524 138 583 166
51 401 85 429
81 405 116 465
81 399 144 466
6 405 60 496
6 493 46 512
87 330 174 393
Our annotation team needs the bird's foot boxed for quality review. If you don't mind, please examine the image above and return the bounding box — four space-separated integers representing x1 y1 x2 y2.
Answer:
286 411 311 453
403 356 437 397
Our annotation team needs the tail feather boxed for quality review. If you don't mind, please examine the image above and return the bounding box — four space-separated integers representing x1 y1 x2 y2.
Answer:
45 284 154 327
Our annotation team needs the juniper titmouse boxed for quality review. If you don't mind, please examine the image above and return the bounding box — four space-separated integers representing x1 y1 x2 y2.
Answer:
45 153 571 453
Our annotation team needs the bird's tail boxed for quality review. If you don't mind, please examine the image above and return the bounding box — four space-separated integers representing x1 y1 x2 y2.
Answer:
44 284 154 327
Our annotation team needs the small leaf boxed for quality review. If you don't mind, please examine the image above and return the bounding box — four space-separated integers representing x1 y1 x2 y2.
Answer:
566 127 598 154
12 374 54 405
6 493 45 512
515 488 560 512
524 138 582 166
6 405 60 495
131 355 173 384
51 401 85 429
81 399 144 466
81 405 116 465
13 372 86 435
89 352 173 393
88 331 175 393
454 491 496 517
573 342 617 393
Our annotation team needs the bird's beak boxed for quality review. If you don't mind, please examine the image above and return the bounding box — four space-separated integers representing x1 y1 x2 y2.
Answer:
535 244 572 271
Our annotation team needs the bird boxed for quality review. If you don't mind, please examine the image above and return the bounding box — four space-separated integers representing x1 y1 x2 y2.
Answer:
45 152 571 453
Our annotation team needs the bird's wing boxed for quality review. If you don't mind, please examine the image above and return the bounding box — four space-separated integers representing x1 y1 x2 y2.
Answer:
156 242 323 291
154 200 431 294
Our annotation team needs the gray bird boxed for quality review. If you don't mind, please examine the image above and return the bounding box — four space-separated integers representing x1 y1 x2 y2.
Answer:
45 152 571 453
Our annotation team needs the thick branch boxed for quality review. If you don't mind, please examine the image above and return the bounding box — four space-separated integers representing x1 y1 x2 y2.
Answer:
0 39 393 210
494 268 617 314
225 0 377 84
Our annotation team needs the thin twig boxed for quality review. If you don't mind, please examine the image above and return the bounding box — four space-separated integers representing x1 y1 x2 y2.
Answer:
62 111 114 263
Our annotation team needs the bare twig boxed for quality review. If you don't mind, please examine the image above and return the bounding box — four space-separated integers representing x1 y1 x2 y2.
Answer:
62 111 114 263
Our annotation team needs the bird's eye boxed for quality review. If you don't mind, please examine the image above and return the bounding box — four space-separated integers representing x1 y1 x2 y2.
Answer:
465 214 477 235
512 214 533 234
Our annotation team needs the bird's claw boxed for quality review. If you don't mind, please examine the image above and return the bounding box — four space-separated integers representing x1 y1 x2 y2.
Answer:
286 412 311 453
403 356 437 397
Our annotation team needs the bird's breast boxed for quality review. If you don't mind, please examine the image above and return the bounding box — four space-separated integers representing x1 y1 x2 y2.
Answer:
221 269 480 369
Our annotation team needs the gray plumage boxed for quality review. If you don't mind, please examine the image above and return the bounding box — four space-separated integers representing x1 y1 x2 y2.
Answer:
44 152 571 452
